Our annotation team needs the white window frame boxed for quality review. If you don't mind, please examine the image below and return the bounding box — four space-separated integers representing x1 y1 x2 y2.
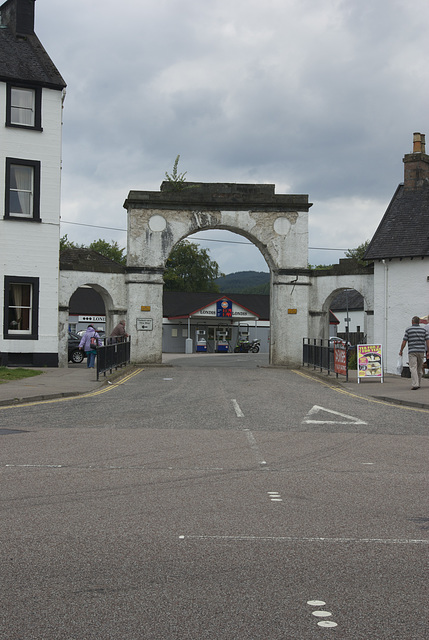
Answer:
5 158 41 221
6 84 42 130
3 276 39 340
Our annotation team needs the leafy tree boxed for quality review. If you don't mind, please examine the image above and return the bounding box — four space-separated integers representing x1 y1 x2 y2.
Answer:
345 240 370 266
88 239 126 265
60 235 126 265
60 234 82 251
164 240 223 292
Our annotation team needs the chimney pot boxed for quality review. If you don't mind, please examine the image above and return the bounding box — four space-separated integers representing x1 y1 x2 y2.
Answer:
413 132 426 154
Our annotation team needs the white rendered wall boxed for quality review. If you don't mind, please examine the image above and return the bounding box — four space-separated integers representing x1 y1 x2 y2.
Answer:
373 258 429 374
0 85 63 359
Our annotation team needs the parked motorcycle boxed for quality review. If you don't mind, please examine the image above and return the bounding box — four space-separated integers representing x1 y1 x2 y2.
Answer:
234 338 260 353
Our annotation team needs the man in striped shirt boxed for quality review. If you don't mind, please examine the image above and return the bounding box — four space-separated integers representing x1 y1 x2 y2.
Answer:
399 316 429 390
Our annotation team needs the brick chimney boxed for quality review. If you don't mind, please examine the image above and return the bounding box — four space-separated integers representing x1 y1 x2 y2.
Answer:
403 132 429 190
0 0 35 36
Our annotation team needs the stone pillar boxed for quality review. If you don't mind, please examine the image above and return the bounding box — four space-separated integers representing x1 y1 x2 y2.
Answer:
270 270 310 367
58 306 69 368
126 267 164 364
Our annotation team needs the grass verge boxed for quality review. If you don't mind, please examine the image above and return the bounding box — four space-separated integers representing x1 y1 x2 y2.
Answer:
0 367 44 384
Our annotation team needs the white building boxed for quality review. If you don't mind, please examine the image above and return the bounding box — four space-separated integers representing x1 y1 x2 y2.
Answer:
365 132 429 374
0 0 66 366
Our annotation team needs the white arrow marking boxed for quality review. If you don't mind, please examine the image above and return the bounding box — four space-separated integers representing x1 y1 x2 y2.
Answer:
303 405 367 425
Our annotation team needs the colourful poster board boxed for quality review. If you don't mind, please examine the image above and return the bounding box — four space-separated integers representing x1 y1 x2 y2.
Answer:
357 344 383 383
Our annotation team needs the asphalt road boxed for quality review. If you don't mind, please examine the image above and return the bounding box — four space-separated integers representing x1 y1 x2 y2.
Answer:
1 355 428 639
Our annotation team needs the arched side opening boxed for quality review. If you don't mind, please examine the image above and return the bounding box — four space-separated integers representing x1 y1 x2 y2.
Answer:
308 274 374 346
59 254 127 366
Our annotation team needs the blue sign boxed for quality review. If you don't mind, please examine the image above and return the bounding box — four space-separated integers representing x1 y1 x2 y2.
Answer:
217 299 232 317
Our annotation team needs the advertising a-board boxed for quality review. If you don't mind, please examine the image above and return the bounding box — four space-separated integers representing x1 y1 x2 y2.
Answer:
357 344 383 383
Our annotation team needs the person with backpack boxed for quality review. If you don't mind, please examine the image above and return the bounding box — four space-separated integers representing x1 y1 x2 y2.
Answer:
79 324 102 369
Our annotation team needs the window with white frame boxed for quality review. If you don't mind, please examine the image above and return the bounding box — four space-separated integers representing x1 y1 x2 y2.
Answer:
5 158 41 220
6 84 42 129
3 276 39 339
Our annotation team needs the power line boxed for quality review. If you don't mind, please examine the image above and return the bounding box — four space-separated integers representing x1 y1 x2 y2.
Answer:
60 219 348 251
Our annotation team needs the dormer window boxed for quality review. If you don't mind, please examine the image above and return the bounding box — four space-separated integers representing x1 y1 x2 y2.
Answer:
6 84 42 130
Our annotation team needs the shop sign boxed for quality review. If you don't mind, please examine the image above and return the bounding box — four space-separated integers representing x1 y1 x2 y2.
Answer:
79 315 105 323
217 299 232 318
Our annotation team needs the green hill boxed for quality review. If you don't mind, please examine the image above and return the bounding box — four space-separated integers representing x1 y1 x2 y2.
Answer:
216 271 270 294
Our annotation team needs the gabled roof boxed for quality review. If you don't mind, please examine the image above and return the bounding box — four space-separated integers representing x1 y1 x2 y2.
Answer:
60 249 126 274
163 291 270 320
365 185 429 260
329 310 340 325
331 290 364 311
0 1 66 89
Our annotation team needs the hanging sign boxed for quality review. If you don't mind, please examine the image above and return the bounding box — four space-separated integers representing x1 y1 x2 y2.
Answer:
357 344 383 383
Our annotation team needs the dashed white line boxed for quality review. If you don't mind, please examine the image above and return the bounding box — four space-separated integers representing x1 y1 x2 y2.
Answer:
231 399 244 417
179 534 429 545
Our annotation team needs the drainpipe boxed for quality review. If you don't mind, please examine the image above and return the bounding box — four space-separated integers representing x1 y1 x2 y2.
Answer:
382 260 388 373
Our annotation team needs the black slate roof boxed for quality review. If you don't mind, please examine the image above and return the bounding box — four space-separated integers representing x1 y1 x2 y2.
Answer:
163 291 270 320
60 249 126 274
0 14 66 88
364 183 429 260
330 290 364 311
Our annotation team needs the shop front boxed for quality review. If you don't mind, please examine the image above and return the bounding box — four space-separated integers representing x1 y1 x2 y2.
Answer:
162 293 270 354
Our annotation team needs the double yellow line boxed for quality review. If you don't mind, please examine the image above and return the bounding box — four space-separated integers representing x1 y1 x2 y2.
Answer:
0 367 143 411
293 369 429 414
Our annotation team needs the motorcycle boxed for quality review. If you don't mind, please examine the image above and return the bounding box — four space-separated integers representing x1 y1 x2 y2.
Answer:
234 338 260 353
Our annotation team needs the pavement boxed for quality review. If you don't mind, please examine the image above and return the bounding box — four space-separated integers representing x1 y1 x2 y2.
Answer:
0 356 428 411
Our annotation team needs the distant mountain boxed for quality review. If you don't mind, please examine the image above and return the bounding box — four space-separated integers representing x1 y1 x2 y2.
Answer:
216 271 270 294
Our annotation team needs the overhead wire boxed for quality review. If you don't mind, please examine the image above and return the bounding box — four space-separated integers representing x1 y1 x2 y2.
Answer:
60 219 348 251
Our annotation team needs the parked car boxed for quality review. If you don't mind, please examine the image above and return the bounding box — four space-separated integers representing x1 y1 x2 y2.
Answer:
68 332 85 363
328 336 352 349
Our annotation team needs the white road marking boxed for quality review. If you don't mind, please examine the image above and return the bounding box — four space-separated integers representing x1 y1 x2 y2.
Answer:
231 399 244 417
241 428 268 467
230 400 267 466
308 601 338 628
303 405 367 425
179 534 429 545
268 491 282 502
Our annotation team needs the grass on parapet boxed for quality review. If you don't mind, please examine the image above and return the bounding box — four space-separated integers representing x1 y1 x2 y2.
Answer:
0 367 44 384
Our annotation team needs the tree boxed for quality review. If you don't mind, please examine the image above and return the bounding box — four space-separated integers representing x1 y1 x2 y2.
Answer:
88 239 126 265
164 240 223 292
60 236 126 265
345 240 370 266
60 234 82 251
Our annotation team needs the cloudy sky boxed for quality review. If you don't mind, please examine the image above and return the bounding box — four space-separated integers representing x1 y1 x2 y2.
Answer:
36 0 428 274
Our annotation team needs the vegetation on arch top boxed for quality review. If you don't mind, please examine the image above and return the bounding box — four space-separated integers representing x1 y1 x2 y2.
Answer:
124 155 311 210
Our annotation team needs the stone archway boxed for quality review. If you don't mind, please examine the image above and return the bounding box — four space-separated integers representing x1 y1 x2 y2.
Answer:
123 182 313 366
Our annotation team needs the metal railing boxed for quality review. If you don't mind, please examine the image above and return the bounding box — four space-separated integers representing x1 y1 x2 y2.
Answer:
302 338 349 379
96 337 131 380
